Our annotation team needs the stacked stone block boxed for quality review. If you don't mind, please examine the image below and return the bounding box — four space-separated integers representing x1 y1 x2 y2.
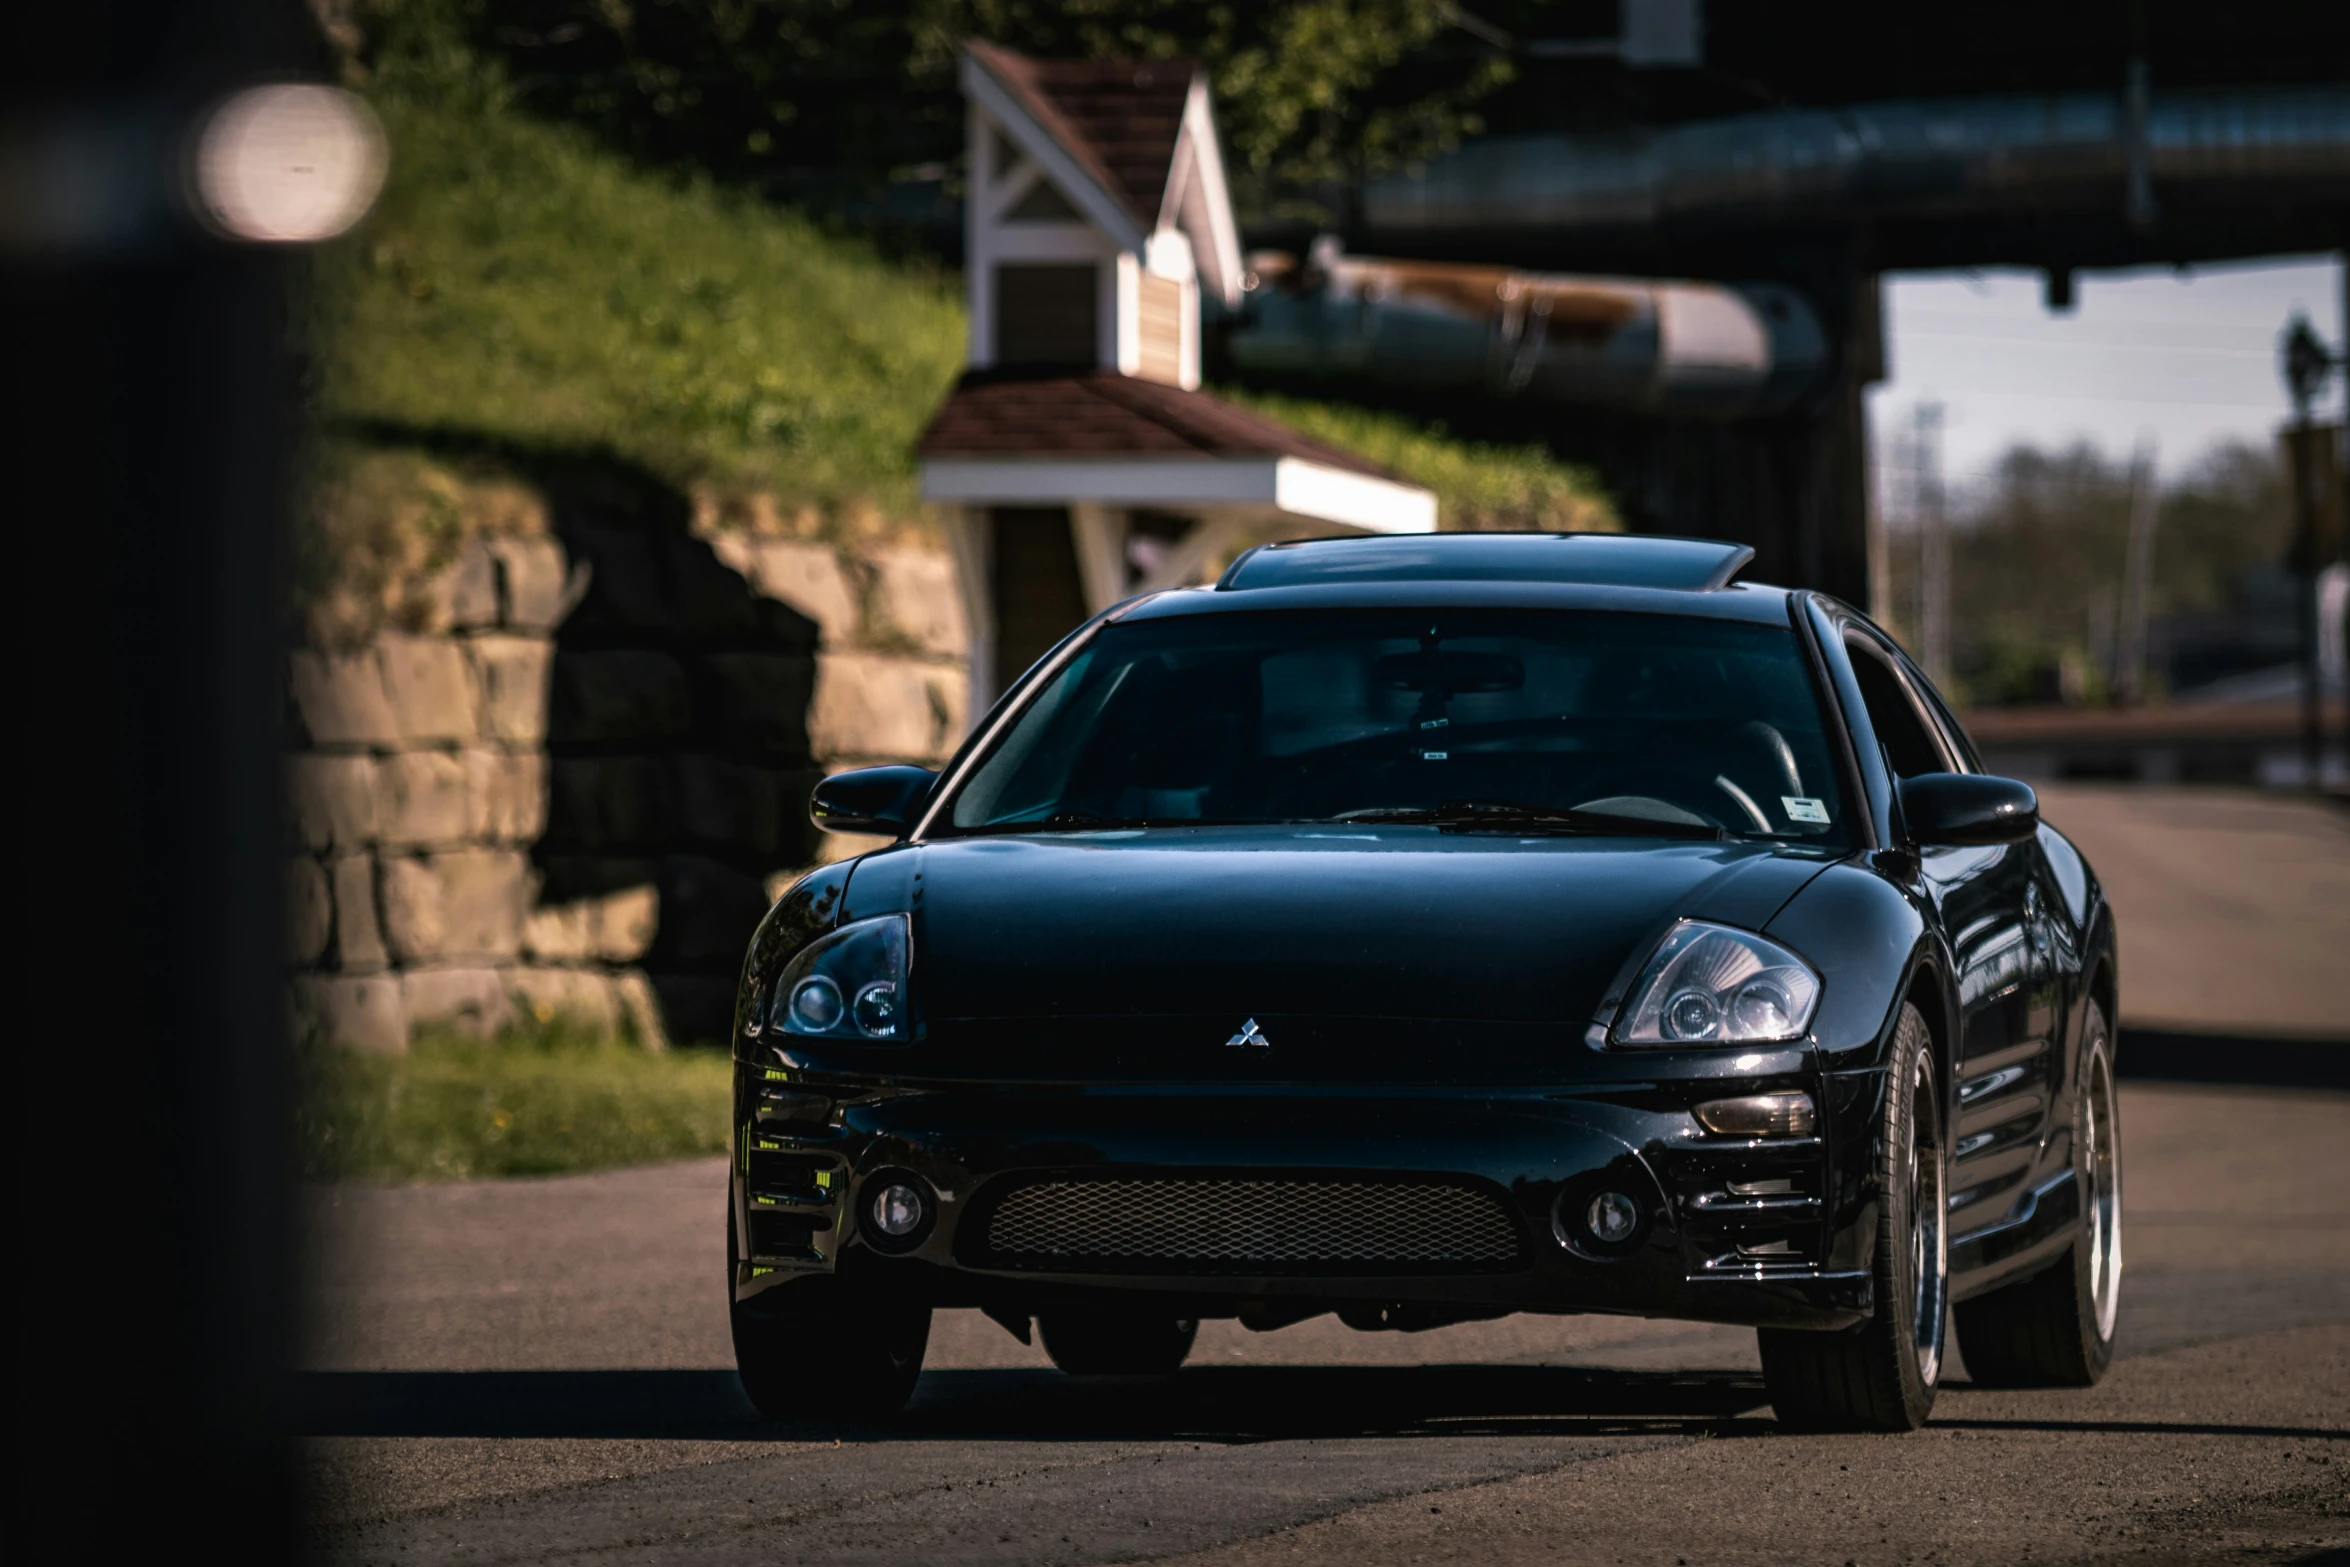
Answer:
287 508 972 1053
285 536 663 1052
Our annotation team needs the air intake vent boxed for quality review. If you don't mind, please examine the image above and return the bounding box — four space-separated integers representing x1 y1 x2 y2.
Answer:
747 1210 826 1259
970 1175 1525 1275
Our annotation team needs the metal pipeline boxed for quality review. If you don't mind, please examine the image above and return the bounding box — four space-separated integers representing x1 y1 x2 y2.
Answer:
1361 87 2350 244
1226 241 1830 419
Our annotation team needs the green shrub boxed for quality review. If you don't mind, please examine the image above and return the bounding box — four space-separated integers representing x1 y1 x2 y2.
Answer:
298 1020 733 1182
1217 387 1617 533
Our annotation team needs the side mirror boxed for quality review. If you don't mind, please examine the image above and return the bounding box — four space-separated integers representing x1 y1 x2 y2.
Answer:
1897 772 2038 848
808 766 938 837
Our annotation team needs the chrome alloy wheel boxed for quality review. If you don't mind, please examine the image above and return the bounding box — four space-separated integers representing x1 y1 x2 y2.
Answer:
2082 1037 2123 1343
1908 1050 1949 1387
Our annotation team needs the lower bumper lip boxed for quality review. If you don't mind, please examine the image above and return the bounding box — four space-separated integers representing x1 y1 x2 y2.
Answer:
736 1076 1861 1330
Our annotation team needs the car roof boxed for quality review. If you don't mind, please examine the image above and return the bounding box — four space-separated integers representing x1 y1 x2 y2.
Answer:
1118 575 1799 628
1217 531 1756 593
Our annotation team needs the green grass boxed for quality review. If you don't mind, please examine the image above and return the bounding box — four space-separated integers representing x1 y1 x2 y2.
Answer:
298 1021 733 1183
1218 387 1618 533
314 88 968 509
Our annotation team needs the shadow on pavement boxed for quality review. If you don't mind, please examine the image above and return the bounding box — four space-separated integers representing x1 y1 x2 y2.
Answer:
1930 1417 2350 1441
297 1363 1774 1444
2120 1027 2350 1091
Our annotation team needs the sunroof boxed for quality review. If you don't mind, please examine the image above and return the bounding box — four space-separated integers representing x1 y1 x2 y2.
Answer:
1218 532 1758 592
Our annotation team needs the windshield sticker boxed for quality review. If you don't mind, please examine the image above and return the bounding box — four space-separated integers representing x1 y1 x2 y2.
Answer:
1782 796 1830 824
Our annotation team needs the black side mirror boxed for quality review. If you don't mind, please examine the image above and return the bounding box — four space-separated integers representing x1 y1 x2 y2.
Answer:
1897 772 2038 848
809 766 938 837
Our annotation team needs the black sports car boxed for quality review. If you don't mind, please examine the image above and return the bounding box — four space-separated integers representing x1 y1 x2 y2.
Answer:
728 533 2122 1432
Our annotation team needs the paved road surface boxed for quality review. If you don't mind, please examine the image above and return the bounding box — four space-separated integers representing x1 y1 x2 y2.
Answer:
303 1083 2348 1564
303 785 2350 1562
2032 784 2346 1040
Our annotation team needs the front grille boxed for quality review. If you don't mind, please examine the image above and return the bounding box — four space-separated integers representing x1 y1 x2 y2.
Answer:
970 1175 1525 1275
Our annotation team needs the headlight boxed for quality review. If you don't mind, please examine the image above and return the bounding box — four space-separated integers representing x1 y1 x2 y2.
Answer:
768 914 910 1041
1612 920 1820 1046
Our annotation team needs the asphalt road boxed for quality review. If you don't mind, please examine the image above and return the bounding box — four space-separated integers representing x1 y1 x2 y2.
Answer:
302 786 2350 1564
2030 784 2347 1042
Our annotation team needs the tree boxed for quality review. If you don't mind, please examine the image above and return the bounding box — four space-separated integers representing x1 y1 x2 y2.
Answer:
357 0 1511 228
940 0 1510 220
1885 437 2294 706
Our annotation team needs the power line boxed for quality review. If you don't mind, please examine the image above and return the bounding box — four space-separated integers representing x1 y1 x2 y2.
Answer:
1895 332 2274 357
1870 385 2315 410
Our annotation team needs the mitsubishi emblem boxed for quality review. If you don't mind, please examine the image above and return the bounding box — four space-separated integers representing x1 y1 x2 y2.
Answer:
1224 1017 1271 1049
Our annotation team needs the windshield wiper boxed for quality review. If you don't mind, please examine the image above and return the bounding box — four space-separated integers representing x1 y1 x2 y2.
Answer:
954 811 1146 835
1331 799 1722 840
962 811 1262 835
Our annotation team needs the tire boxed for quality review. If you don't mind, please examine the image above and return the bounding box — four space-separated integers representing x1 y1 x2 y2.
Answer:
1038 1309 1199 1376
1954 998 2122 1388
1760 1001 1948 1433
729 1209 931 1421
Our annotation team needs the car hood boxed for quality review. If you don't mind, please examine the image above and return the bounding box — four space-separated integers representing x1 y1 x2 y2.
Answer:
862 825 1833 1025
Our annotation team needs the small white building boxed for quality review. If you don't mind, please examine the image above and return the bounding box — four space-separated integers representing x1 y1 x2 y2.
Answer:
919 42 1436 702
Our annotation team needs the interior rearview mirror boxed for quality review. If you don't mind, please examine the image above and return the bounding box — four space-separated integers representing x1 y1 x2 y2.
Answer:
1896 772 2038 848
1373 649 1524 693
809 765 938 837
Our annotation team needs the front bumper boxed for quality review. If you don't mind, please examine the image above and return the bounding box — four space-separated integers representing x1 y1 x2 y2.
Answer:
732 1054 1882 1333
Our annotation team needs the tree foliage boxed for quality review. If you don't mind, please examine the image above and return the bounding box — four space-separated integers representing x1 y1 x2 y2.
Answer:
1885 439 2294 706
944 1 1510 215
352 0 1512 225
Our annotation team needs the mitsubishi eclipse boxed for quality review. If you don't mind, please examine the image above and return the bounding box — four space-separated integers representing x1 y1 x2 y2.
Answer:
726 532 2122 1433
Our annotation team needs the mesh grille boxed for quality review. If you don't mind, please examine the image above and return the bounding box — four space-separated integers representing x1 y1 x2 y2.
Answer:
974 1176 1524 1275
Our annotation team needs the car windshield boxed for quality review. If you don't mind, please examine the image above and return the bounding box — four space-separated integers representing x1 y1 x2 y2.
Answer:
942 607 1851 844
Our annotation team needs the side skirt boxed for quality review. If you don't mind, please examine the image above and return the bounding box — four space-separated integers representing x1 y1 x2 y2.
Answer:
1948 1166 2079 1303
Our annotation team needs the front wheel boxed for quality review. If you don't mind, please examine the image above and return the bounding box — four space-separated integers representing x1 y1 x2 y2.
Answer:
1760 1001 1947 1432
729 1212 930 1421
1954 999 2122 1387
1038 1309 1198 1376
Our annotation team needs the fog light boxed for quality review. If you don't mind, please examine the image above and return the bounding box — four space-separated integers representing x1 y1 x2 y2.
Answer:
1585 1190 1640 1245
1694 1092 1817 1138
870 1182 926 1238
1554 1177 1652 1258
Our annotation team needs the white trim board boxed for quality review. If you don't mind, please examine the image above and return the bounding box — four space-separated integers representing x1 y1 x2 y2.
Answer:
959 58 1148 255
1169 75 1243 308
921 455 1435 534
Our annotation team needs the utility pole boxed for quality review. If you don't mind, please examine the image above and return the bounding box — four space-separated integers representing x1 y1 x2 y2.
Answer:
1914 401 1951 692
2280 314 2343 789
2115 438 2160 706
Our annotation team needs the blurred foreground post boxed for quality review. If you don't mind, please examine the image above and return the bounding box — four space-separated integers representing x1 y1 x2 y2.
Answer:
5 0 374 1547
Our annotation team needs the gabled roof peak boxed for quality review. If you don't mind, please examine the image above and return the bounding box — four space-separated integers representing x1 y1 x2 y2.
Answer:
964 40 1198 231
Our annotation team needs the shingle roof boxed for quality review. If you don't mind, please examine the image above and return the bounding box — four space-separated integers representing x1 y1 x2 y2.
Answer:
917 371 1399 480
966 41 1195 228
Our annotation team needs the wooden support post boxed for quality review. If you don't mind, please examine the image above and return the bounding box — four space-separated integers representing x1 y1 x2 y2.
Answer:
1069 503 1128 614
939 505 996 723
1132 512 1244 595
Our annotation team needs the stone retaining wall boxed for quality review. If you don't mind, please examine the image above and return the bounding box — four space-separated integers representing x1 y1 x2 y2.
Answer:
287 507 968 1052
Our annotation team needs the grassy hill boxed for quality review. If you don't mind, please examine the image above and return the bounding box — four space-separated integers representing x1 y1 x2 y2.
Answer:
306 38 1614 587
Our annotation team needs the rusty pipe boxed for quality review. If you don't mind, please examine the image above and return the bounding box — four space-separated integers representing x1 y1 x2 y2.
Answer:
1225 241 1829 420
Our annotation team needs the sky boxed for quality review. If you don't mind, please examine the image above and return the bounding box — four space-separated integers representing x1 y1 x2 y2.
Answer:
1868 253 2346 503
